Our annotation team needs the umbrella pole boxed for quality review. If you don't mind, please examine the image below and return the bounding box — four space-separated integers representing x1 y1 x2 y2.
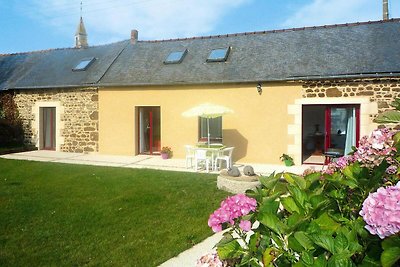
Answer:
207 118 210 147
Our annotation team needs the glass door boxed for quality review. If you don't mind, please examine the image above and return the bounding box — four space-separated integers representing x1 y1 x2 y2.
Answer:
41 107 56 150
302 104 359 164
325 106 359 157
138 107 161 154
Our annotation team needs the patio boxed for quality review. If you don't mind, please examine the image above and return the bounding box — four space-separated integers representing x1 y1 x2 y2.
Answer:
0 150 322 175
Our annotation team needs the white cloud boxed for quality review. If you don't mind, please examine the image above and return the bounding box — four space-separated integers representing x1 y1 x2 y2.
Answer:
282 0 384 28
20 0 250 45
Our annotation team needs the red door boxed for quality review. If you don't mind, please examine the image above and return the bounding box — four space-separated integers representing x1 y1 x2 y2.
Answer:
138 107 161 155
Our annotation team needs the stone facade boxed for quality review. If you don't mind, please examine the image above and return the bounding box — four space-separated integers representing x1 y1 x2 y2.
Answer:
13 87 98 153
301 78 400 116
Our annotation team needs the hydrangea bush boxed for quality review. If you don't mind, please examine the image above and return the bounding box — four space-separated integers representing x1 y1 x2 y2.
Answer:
196 251 226 267
360 183 400 239
205 125 400 266
208 194 257 233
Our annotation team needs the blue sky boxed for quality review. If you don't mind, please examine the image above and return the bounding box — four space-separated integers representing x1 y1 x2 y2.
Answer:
1 0 399 54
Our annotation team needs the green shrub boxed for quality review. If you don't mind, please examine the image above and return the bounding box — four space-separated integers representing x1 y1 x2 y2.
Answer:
206 99 400 266
0 93 24 146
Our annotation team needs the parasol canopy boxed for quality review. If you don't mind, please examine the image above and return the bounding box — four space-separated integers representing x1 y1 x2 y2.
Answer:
182 103 233 118
182 103 233 145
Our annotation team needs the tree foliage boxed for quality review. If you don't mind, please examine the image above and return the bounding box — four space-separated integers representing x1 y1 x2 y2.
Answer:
0 92 24 146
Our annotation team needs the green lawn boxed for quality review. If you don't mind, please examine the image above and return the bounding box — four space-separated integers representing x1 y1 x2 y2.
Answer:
0 159 229 266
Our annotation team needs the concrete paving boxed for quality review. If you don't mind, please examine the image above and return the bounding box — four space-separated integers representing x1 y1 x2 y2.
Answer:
0 150 321 175
159 231 226 267
0 150 323 266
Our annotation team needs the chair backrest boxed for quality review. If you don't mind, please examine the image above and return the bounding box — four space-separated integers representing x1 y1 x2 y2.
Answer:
195 149 208 160
185 145 194 156
223 147 234 157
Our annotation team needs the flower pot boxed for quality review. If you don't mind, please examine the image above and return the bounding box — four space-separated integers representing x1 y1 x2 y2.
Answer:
161 153 169 160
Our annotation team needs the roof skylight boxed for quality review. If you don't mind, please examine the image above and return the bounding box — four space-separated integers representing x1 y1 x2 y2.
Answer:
164 49 187 64
206 47 231 62
72 57 96 71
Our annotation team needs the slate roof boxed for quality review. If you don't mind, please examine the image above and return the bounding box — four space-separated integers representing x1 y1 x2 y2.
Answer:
0 41 128 90
1 19 400 90
100 19 400 86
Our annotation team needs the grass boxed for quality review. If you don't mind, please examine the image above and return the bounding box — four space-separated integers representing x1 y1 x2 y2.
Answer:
0 159 229 266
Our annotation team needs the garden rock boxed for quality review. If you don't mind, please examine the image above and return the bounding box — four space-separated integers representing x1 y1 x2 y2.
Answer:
243 165 255 176
227 166 240 177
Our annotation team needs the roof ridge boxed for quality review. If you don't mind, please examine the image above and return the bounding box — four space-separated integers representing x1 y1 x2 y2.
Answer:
0 47 76 57
0 40 129 57
2 18 399 55
140 18 400 43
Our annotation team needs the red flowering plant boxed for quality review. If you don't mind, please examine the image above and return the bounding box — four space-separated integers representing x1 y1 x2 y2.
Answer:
203 99 400 267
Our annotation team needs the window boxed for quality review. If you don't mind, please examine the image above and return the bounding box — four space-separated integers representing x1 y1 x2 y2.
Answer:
198 117 222 143
206 47 231 62
164 49 187 64
72 57 96 71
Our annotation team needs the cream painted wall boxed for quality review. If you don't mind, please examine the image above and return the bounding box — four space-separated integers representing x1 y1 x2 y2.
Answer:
99 83 302 164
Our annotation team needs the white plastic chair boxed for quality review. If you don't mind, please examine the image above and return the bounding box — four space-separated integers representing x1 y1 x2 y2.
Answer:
194 149 211 172
184 145 195 168
213 147 234 170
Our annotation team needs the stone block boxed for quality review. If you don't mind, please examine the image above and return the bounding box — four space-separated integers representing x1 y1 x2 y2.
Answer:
326 88 342 97
90 132 99 141
84 147 94 152
90 111 98 120
356 91 374 96
217 175 260 194
84 127 95 131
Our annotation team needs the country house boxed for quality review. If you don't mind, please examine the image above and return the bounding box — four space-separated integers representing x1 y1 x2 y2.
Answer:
1 18 400 165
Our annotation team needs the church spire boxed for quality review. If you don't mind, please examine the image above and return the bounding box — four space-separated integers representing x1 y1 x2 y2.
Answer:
75 1 88 48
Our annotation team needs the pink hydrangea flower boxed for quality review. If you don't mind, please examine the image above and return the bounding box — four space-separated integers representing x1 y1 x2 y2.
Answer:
239 220 252 232
196 251 225 267
208 194 257 233
323 128 397 175
359 184 400 239
322 155 355 174
386 165 398 175
353 128 397 168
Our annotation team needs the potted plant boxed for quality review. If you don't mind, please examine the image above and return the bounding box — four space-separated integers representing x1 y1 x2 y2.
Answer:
279 153 294 166
160 146 172 159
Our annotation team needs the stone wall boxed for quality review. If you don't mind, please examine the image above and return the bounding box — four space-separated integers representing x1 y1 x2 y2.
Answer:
301 78 400 116
13 87 98 153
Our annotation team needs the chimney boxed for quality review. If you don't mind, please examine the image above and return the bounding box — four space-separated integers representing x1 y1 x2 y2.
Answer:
383 0 389 20
131 30 138 44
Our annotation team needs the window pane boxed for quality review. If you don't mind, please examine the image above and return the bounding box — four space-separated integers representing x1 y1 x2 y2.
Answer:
199 117 222 142
207 47 230 62
73 57 95 71
331 108 349 135
164 49 187 64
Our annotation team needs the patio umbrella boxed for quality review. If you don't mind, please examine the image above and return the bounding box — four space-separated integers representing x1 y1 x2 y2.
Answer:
182 103 233 146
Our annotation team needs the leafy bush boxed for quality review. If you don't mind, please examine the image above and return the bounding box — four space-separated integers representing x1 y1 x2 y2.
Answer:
0 93 24 146
206 99 400 266
0 93 20 123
